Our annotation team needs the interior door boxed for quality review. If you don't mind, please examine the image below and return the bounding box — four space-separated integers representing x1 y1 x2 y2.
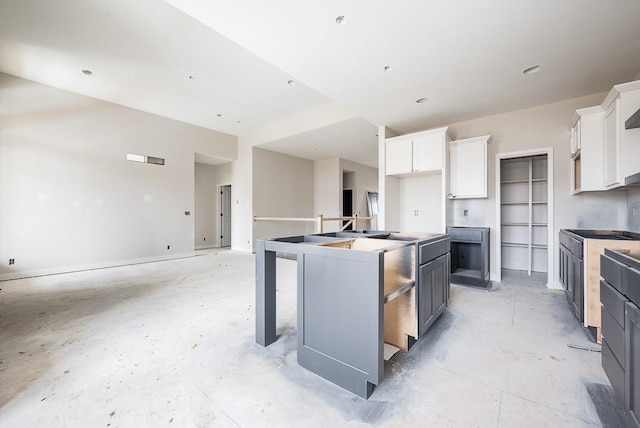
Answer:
342 189 353 228
220 185 231 247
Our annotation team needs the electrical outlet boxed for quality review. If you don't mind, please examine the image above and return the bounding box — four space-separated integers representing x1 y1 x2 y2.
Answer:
9 258 15 265
633 205 637 216
167 245 170 250
203 237 206 241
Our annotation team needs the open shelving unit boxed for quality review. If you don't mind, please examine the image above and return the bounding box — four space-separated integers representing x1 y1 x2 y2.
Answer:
500 155 548 274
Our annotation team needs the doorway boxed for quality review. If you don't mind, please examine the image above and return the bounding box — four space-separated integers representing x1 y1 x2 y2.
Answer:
342 189 353 227
495 148 553 287
220 184 231 248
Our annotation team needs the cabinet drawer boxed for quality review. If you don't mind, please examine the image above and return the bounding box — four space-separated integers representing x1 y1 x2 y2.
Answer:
419 239 449 265
447 228 482 242
559 232 567 247
627 266 640 310
601 280 628 327
601 254 627 295
602 339 626 404
602 307 625 369
567 236 583 258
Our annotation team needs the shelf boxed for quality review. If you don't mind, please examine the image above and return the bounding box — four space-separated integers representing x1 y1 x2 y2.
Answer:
532 244 548 249
501 222 547 226
532 178 548 182
501 242 529 248
500 201 547 205
501 179 529 184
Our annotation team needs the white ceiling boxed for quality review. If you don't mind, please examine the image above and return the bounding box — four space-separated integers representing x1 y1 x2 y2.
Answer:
2 0 640 168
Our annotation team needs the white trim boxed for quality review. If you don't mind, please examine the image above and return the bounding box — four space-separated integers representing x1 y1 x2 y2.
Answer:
0 252 196 282
495 147 554 288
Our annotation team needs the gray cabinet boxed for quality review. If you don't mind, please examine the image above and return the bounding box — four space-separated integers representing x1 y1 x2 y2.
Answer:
447 226 490 288
627 302 640 426
601 249 640 426
418 253 449 336
559 230 584 322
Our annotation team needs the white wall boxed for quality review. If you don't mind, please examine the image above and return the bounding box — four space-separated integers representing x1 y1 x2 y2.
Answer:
629 188 640 233
252 147 315 242
0 73 237 279
339 159 378 229
314 158 341 232
194 163 216 248
445 92 628 286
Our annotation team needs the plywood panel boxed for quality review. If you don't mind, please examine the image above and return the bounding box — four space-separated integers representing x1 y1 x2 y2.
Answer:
584 239 640 340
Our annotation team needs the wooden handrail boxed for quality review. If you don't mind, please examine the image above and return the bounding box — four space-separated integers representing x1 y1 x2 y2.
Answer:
254 214 377 233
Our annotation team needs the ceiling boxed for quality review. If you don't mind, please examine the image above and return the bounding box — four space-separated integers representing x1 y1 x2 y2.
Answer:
2 0 640 168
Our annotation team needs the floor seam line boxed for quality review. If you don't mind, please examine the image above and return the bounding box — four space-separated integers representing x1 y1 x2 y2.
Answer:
182 372 242 427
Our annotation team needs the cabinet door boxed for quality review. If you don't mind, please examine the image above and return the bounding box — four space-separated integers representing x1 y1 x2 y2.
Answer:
449 137 488 199
604 99 620 187
418 260 436 336
418 254 449 336
571 254 583 322
413 133 443 172
626 302 640 424
385 136 413 175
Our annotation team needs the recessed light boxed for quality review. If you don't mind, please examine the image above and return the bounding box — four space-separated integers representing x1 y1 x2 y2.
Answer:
81 69 93 75
217 113 223 117
188 75 195 80
523 65 541 75
237 120 241 123
384 66 391 72
416 98 428 104
287 79 296 85
335 15 348 25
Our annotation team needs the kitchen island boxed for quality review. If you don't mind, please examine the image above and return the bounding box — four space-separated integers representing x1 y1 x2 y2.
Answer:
255 230 450 398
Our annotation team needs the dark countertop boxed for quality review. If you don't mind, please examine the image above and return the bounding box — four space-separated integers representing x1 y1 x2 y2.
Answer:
562 229 640 241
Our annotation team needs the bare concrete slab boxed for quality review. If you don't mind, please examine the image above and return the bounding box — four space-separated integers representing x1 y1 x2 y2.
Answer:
0 250 616 426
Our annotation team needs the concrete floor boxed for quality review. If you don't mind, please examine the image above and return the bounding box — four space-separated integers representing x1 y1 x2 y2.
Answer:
0 249 625 427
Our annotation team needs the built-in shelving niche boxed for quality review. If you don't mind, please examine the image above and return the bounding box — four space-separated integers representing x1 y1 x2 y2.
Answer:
500 155 548 274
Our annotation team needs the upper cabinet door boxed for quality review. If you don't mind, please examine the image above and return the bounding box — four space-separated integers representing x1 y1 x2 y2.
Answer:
413 133 443 172
385 136 413 175
449 136 490 199
604 98 620 188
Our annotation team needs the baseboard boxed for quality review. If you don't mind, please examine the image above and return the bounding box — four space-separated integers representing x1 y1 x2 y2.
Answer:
195 245 218 250
0 252 196 282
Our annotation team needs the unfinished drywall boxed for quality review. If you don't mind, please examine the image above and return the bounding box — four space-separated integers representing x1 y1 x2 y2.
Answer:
0 73 236 279
446 91 628 286
339 159 378 229
252 147 315 242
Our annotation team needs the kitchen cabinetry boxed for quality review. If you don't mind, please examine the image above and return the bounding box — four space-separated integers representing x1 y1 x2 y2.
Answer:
418 253 449 336
559 230 584 322
385 127 449 176
570 107 605 193
448 226 490 287
500 155 548 274
255 230 450 399
448 135 490 199
604 98 621 188
600 248 640 426
569 80 640 192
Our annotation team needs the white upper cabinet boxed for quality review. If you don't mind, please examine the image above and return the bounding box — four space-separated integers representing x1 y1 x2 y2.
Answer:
569 80 640 193
385 135 413 175
601 80 640 189
448 135 490 199
570 106 605 193
413 132 444 172
603 98 620 188
385 127 451 176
